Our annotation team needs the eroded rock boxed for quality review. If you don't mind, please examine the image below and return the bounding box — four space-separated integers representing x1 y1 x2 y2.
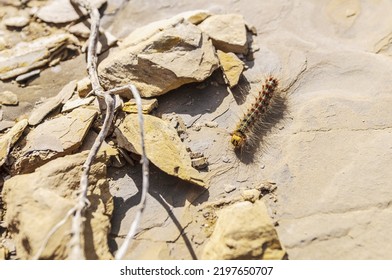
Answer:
0 119 28 167
98 17 219 97
1 151 113 259
202 200 286 260
15 107 97 174
35 0 107 24
122 98 158 114
28 80 77 126
216 50 244 88
117 114 205 187
0 33 79 80
0 90 18 105
4 16 29 28
198 14 248 54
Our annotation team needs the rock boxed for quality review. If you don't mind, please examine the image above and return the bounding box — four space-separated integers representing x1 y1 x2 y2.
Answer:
0 33 78 80
202 201 286 260
76 77 92 98
62 96 95 113
190 152 208 170
0 121 14 132
122 98 158 114
198 14 248 54
224 184 236 193
15 107 97 174
0 90 18 105
28 80 77 126
15 69 40 84
0 119 28 167
1 151 113 259
98 17 219 97
68 22 91 39
175 10 212 25
117 114 205 187
35 0 107 24
216 50 244 88
3 16 29 28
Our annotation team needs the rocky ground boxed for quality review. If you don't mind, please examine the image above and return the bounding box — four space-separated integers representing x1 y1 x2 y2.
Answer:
1 0 392 260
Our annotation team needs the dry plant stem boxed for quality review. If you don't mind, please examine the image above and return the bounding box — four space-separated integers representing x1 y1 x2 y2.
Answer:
68 0 110 259
115 85 149 260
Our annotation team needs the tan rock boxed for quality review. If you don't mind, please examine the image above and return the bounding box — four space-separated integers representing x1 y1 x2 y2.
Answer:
122 98 158 114
198 14 248 54
1 151 113 259
175 10 212 25
202 201 286 260
216 50 244 88
0 90 18 105
4 16 29 28
98 18 218 97
117 114 205 187
0 119 28 167
0 33 78 80
35 0 107 24
16 108 97 174
28 80 77 125
62 96 95 113
76 77 92 98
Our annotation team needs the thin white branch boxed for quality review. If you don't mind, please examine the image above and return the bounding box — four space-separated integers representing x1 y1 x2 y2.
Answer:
115 85 149 260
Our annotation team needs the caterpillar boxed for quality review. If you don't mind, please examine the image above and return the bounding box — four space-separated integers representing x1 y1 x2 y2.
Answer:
231 76 279 149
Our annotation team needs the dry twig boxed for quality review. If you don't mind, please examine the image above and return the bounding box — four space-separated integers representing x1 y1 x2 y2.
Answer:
34 0 150 259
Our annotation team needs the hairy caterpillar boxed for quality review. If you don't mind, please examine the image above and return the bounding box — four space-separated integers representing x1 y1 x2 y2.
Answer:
231 76 279 149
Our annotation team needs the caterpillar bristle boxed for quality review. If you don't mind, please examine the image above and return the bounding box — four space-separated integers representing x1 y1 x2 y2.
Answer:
231 75 279 150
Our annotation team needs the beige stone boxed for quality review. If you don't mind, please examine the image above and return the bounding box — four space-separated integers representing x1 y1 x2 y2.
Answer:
16 108 97 174
76 77 92 98
122 98 158 114
216 50 244 88
0 119 28 167
0 33 78 80
0 90 18 105
62 96 95 113
4 16 29 28
1 151 113 259
28 80 77 125
35 0 107 24
198 14 248 54
98 18 218 97
202 201 286 260
117 114 205 187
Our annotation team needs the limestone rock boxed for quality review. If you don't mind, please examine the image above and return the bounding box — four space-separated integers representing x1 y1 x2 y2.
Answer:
0 90 18 105
35 0 107 24
174 10 212 25
198 14 248 54
202 201 286 260
1 151 113 259
0 119 28 167
122 98 158 114
76 77 92 98
62 96 95 113
216 50 244 88
0 33 78 80
4 16 29 28
16 108 97 174
117 114 205 187
28 80 77 126
98 18 219 97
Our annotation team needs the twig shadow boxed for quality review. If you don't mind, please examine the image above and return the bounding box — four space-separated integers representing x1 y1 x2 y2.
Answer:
108 164 208 259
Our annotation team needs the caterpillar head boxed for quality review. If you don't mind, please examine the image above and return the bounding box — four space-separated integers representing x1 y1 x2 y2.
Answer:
230 130 246 149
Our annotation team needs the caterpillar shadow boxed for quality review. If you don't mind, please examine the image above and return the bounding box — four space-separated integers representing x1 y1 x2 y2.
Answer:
235 95 288 164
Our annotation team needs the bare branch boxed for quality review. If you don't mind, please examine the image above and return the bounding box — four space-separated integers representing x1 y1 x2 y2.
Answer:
114 85 149 260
